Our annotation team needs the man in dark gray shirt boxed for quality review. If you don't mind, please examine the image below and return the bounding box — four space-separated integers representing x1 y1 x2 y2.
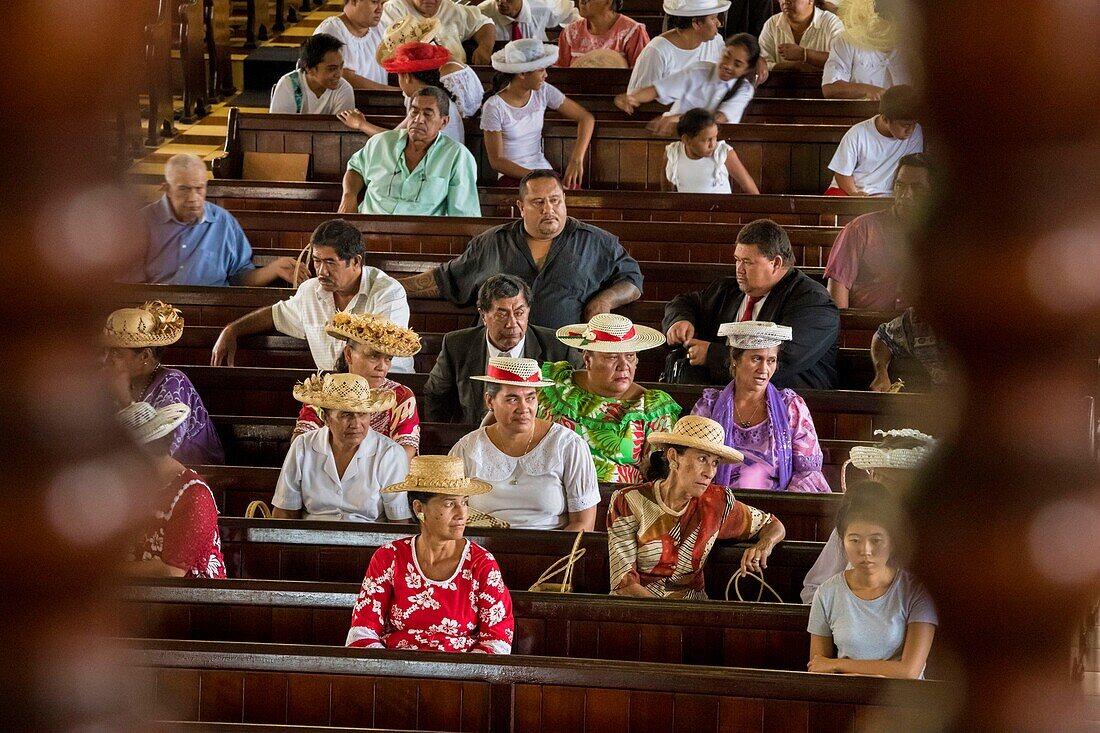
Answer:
397 169 643 330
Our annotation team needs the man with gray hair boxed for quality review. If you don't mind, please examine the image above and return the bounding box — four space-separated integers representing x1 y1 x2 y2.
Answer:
422 274 578 423
124 154 302 287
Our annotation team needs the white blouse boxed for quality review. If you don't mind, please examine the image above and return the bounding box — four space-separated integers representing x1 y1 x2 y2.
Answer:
758 8 845 70
449 423 600 530
627 36 725 93
665 140 732 194
822 35 911 90
273 427 412 522
480 83 566 172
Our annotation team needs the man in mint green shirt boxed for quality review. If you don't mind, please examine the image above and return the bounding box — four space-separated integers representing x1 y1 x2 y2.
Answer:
339 87 481 217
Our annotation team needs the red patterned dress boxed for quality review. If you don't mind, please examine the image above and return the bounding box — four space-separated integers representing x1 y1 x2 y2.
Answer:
346 537 514 653
293 377 420 453
129 468 226 579
607 482 771 599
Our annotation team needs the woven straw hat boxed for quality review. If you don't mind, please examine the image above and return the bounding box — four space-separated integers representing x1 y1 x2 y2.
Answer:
572 48 629 69
467 507 510 528
117 401 190 444
850 429 937 471
648 415 745 464
662 0 731 17
555 313 665 353
491 39 558 74
102 301 184 349
293 373 397 414
376 16 441 65
718 321 793 350
324 312 422 358
382 455 493 495
470 356 554 387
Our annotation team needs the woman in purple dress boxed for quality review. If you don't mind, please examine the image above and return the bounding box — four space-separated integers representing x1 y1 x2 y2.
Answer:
102 301 225 465
691 321 830 492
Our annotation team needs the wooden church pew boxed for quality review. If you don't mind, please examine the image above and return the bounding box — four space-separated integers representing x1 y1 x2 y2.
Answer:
120 638 943 732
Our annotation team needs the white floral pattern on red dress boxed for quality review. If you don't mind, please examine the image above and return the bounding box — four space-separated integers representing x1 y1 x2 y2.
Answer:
346 537 514 654
129 469 226 579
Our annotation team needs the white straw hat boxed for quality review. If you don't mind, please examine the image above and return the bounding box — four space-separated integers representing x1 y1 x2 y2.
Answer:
718 321 793 350
556 313 665 353
382 455 493 496
376 16 441 65
647 415 745 464
102 301 184 349
491 39 558 74
117 401 190 444
470 356 555 387
324 312 422 358
292 373 397 414
850 429 937 471
663 0 731 17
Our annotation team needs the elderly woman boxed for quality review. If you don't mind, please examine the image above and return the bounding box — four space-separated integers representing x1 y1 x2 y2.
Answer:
293 312 422 462
537 314 681 484
346 455 514 653
103 301 224 465
808 490 937 678
119 402 225 579
607 416 786 599
450 357 600 530
691 321 831 493
758 0 845 71
801 428 936 602
557 0 651 68
274 373 411 521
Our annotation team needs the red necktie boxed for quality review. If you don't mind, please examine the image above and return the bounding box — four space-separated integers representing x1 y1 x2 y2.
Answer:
740 296 760 322
511 22 523 40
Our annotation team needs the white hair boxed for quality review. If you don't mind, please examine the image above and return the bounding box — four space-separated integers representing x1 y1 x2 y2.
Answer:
164 153 207 183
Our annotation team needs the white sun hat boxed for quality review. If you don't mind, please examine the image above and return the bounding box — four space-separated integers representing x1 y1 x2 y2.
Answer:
555 313 665 353
470 356 555 387
718 321 793 350
117 401 190 444
663 0 731 17
491 39 559 74
647 415 744 464
850 429 938 471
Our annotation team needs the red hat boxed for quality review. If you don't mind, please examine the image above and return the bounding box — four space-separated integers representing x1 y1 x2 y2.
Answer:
382 42 450 74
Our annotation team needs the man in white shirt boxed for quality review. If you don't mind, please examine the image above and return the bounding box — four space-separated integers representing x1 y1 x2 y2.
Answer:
821 34 910 100
380 0 496 65
270 34 357 114
827 84 923 196
211 219 413 372
313 0 395 89
477 0 579 42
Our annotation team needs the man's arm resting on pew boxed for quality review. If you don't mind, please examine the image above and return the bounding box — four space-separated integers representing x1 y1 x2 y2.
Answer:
398 269 442 299
584 280 641 319
272 507 303 519
822 81 885 100
211 306 276 366
234 257 308 287
339 169 367 215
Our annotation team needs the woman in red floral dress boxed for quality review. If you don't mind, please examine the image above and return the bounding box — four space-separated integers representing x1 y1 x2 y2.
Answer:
346 455 513 653
118 401 226 579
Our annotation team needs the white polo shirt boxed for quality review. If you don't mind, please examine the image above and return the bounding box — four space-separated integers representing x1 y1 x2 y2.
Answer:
380 0 493 63
827 116 924 196
273 426 412 522
822 35 910 90
269 69 356 114
477 0 579 41
758 7 845 70
314 15 388 85
271 268 413 372
653 61 756 123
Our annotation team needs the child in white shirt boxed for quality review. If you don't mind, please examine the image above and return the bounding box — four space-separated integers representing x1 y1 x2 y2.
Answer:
270 34 357 115
826 84 923 196
664 108 759 194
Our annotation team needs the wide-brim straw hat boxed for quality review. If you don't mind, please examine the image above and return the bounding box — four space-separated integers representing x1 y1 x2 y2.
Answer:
718 321 793 350
556 313 665 353
293 373 397 414
662 0 731 17
117 401 190 444
376 16 441 65
470 356 555 387
850 429 937 471
572 48 629 69
491 39 558 74
102 301 184 349
324 312 422 358
382 41 450 74
382 455 493 495
647 415 745 464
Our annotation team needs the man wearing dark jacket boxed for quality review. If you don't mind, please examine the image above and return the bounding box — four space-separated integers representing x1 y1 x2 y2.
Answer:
423 274 579 424
663 219 840 389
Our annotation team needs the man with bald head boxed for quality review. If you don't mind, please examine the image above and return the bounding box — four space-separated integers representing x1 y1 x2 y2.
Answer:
124 154 301 286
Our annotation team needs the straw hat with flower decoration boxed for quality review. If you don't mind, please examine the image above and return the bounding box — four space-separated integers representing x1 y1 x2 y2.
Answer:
325 312 422 358
555 313 665 353
293 373 397 414
376 16 442 65
102 301 184 349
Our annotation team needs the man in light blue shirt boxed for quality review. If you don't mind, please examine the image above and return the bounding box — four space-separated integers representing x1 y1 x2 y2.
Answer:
338 87 481 217
125 154 302 287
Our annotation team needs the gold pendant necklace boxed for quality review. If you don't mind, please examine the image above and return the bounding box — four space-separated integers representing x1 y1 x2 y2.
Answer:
733 399 762 428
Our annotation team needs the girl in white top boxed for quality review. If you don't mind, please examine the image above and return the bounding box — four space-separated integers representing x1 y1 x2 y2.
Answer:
270 34 357 115
758 0 845 71
481 40 595 188
616 33 760 137
451 357 600 531
826 84 923 196
313 0 393 89
664 108 759 194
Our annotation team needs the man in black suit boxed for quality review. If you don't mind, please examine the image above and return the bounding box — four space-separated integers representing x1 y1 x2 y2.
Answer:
423 274 579 424
663 219 840 389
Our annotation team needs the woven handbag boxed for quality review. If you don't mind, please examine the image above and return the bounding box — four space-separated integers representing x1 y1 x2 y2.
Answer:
467 508 510 529
528 531 586 593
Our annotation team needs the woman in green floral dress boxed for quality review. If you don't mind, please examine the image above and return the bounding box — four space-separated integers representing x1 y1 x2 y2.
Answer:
538 314 681 484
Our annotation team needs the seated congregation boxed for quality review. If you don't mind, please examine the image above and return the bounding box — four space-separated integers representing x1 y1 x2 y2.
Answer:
111 0 952 727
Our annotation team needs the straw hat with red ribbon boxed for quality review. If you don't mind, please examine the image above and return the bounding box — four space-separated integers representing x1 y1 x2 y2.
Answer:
382 41 450 75
555 313 665 353
470 357 555 387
